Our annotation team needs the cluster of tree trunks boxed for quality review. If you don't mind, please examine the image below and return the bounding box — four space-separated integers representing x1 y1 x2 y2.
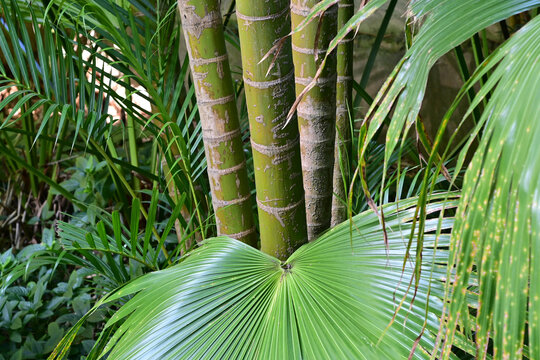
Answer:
177 0 353 259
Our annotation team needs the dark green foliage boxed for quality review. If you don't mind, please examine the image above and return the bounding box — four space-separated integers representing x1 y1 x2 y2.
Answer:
0 244 105 359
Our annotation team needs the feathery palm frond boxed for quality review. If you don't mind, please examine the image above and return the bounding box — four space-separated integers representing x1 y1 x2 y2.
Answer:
338 1 540 328
438 15 540 359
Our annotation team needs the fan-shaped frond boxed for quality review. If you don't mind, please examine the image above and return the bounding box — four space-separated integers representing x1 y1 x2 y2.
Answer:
49 196 477 360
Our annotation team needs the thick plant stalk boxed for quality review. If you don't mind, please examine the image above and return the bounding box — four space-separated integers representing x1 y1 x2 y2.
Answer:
291 1 338 240
236 0 307 260
331 0 354 226
178 0 256 246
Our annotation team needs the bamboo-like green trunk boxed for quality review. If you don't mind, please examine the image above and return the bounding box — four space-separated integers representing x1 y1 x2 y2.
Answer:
236 0 307 260
331 0 354 226
178 0 256 246
291 1 338 240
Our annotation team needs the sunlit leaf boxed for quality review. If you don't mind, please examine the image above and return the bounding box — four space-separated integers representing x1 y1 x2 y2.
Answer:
70 196 474 360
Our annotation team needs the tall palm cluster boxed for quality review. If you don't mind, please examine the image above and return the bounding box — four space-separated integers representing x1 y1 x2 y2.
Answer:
0 0 539 359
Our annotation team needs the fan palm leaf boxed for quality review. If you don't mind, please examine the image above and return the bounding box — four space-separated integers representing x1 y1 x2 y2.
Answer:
49 195 476 359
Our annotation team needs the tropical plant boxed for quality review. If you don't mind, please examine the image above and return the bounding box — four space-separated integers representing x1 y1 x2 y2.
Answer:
0 242 105 359
53 196 471 359
354 0 540 357
438 13 540 359
1 0 539 359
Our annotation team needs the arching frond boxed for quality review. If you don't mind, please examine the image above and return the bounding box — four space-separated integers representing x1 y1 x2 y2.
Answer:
439 15 540 359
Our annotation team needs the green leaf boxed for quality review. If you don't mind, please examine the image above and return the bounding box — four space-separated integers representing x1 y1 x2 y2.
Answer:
0 249 14 268
45 322 64 353
70 196 471 360
142 186 159 258
9 331 22 343
439 15 540 359
111 210 124 252
129 198 141 257
72 294 91 317
10 316 22 330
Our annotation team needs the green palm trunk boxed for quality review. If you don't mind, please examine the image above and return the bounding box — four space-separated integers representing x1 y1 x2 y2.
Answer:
291 1 338 240
236 0 307 260
178 0 256 246
331 0 354 226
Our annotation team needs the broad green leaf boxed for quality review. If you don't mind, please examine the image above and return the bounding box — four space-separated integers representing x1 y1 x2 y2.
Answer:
62 196 473 360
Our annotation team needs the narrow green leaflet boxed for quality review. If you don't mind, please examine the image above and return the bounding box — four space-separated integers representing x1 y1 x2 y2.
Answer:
363 0 539 173
439 16 540 360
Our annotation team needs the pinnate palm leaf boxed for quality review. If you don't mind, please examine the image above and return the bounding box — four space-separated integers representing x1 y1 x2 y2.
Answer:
438 15 540 359
363 0 539 166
